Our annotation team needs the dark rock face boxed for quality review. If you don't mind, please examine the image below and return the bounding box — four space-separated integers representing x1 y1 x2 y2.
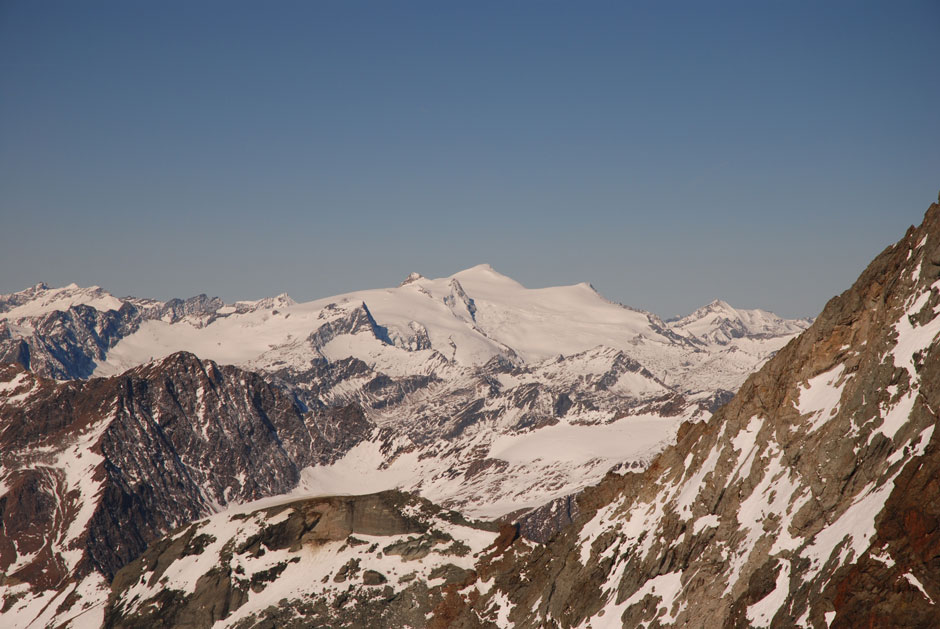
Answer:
825 371 940 627
306 302 391 348
159 294 225 321
0 353 373 601
515 494 581 544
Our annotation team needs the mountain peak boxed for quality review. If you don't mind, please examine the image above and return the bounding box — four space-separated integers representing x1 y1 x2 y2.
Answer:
668 297 811 345
451 263 523 289
455 263 499 276
0 282 125 320
399 272 425 286
706 298 733 310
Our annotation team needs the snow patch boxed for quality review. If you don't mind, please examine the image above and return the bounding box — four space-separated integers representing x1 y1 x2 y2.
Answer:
797 364 847 434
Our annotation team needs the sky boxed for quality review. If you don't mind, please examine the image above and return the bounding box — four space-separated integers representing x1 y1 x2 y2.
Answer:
1 1 938 319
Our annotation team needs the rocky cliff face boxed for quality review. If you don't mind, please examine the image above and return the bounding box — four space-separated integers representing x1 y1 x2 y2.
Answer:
0 353 371 626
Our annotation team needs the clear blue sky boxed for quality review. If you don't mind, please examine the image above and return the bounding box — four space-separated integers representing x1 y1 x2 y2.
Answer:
1 1 937 318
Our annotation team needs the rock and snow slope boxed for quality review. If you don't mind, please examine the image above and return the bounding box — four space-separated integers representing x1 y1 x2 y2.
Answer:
0 355 371 628
433 199 940 627
0 267 810 628
105 491 503 629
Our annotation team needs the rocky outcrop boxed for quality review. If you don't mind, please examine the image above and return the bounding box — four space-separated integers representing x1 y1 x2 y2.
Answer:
306 302 392 348
0 303 140 379
103 491 498 629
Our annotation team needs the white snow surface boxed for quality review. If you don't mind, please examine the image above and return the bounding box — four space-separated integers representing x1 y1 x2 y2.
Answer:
242 410 686 521
797 364 848 434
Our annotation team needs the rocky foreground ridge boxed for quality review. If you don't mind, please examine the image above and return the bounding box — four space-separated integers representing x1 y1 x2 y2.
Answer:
81 196 940 628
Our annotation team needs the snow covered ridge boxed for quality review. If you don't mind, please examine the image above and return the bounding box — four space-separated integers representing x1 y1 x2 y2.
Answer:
104 491 506 628
0 282 124 319
668 298 813 345
0 264 810 386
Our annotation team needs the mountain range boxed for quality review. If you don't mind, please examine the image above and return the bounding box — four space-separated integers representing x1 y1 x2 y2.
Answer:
15 199 940 629
0 261 812 627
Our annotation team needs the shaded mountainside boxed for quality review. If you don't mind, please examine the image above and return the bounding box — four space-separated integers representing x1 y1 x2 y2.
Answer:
92 197 940 629
0 353 371 626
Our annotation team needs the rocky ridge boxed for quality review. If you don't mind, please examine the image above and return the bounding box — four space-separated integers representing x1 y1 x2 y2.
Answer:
0 354 371 627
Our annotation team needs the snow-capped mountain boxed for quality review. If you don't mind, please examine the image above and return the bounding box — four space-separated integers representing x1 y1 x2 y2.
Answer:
669 298 813 346
0 264 807 391
84 194 940 627
0 266 811 628
0 283 125 319
0 268 809 520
